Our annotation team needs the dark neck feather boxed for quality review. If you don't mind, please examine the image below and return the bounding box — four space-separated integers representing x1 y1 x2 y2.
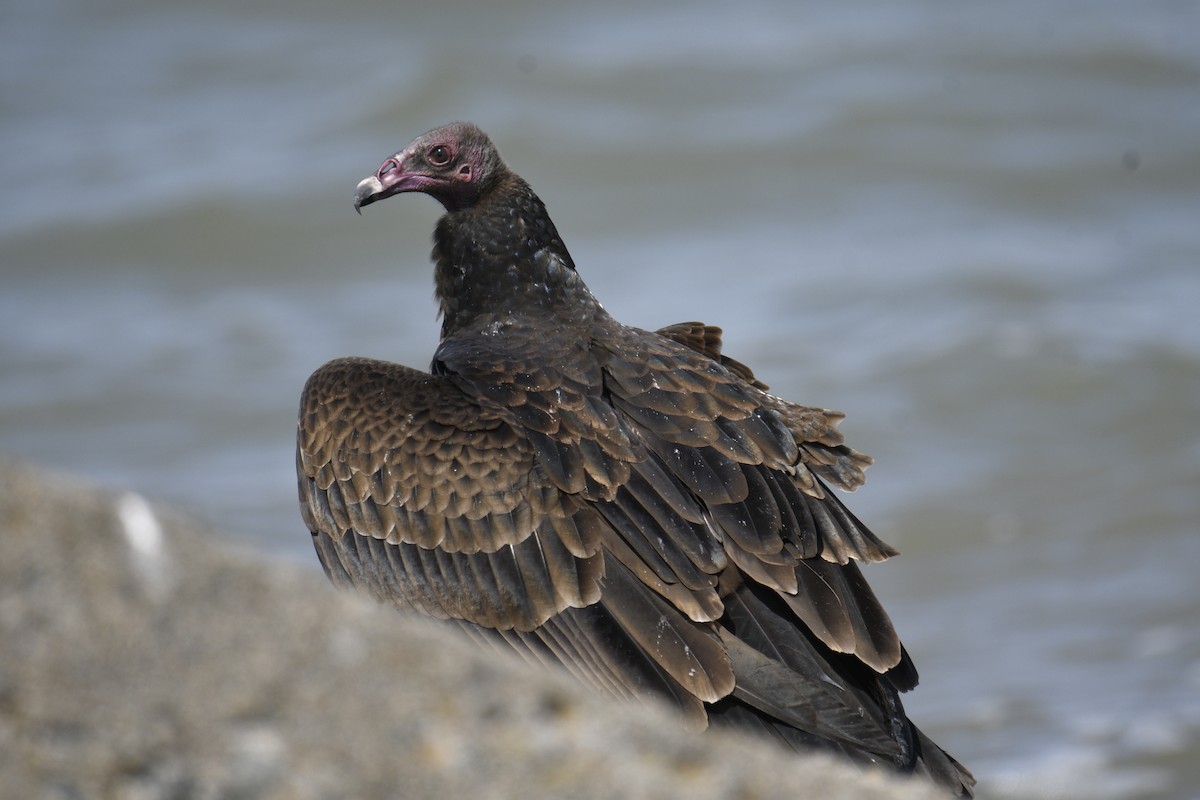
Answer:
432 173 601 337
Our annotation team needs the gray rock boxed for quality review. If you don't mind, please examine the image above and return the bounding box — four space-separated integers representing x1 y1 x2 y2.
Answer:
0 457 942 800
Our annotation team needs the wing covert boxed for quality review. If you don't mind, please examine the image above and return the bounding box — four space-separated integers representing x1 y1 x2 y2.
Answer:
297 356 604 631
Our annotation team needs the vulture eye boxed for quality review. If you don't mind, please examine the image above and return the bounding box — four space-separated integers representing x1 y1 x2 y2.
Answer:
428 145 451 165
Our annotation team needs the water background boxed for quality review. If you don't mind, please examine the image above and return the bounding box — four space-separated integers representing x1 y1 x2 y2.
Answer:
3 2 1199 797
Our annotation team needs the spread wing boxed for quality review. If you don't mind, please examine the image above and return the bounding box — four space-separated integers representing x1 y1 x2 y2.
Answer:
297 356 607 632
298 323 922 759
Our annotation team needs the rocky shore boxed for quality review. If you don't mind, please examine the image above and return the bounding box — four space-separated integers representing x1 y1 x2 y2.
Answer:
0 457 940 799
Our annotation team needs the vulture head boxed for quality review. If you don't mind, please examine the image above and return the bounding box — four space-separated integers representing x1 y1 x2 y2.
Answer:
354 122 507 214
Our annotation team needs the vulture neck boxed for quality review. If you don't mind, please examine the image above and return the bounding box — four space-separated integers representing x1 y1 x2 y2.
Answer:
432 173 603 339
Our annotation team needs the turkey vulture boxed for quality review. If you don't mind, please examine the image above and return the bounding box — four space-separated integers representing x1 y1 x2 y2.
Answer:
297 122 975 796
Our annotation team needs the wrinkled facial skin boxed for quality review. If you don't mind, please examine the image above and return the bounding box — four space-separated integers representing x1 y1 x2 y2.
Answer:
354 126 497 213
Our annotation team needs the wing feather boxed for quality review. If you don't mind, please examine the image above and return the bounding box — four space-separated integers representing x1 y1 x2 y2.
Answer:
300 321 944 783
299 357 604 631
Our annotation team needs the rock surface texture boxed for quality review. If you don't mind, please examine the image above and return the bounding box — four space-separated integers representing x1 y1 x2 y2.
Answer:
1 458 943 799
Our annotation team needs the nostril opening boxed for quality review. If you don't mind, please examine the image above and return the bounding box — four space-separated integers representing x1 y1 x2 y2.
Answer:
379 158 399 177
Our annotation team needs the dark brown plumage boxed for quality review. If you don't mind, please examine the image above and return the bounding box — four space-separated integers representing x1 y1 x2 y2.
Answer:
298 122 974 796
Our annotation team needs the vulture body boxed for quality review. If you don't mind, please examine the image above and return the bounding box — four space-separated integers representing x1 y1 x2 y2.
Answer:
297 122 974 796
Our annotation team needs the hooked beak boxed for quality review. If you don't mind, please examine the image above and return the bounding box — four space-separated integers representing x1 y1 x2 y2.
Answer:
353 154 420 214
353 175 386 214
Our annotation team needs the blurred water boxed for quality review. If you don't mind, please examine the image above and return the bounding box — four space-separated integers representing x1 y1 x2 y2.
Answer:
3 1 1199 797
